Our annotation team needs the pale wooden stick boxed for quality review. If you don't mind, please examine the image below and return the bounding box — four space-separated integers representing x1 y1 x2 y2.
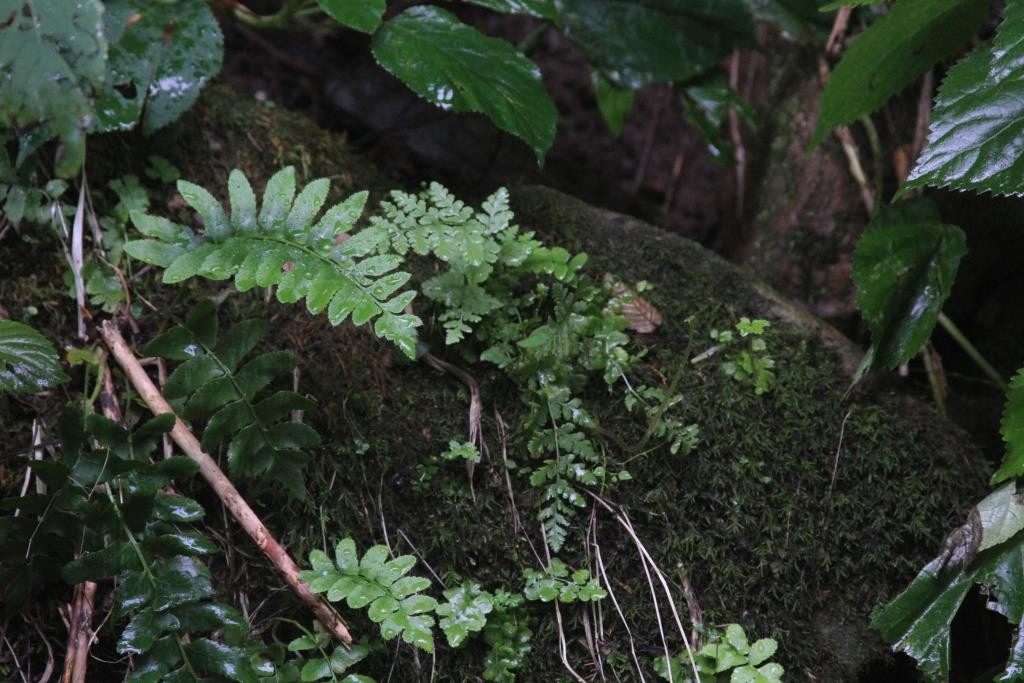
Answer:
100 320 352 644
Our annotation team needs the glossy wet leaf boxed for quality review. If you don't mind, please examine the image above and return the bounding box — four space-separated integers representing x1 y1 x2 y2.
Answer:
812 0 987 147
185 638 258 683
371 5 557 162
553 0 754 89
975 483 1024 549
463 0 556 18
875 533 1024 682
0 321 69 394
301 537 436 650
316 0 385 33
437 583 494 647
0 0 106 176
125 167 420 357
902 0 1024 196
95 0 223 134
995 368 1024 483
852 199 966 371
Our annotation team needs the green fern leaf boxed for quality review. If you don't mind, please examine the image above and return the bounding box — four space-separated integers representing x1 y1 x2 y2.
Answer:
147 300 319 497
125 167 421 357
300 538 437 652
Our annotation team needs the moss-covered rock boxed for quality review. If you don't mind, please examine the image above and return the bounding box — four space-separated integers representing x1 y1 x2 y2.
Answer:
69 84 988 681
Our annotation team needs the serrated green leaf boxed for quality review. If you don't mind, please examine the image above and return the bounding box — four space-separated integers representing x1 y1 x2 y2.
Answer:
996 368 1024 484
127 636 181 683
130 170 419 356
812 0 987 146
976 482 1024 549
554 0 753 90
316 0 385 33
143 530 219 556
852 199 966 371
118 607 180 655
347 579 387 609
152 493 205 523
437 583 493 647
151 556 214 611
185 638 258 683
172 602 246 633
95 0 222 134
902 0 1024 196
0 320 69 394
371 5 557 162
62 542 135 583
0 0 107 176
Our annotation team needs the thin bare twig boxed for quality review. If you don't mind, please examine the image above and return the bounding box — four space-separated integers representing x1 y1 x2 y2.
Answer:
828 410 852 498
825 7 852 56
423 352 482 498
100 320 352 644
541 524 588 683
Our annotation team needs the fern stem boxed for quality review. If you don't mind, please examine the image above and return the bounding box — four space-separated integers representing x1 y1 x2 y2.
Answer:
920 345 948 418
936 312 1007 391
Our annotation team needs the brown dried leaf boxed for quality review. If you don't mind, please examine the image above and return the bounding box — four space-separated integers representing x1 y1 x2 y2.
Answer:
606 274 662 334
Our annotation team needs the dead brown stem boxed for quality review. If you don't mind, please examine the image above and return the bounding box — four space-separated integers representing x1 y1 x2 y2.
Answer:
99 320 352 645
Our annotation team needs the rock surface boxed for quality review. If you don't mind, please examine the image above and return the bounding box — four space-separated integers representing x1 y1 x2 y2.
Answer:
76 83 990 680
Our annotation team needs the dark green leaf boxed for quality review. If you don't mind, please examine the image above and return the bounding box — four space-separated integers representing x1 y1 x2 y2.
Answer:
0 0 107 176
852 199 966 371
143 530 219 556
553 0 753 89
463 0 556 18
151 556 214 611
0 320 69 393
873 557 975 683
185 638 258 683
996 369 1024 483
145 326 204 361
812 0 987 146
173 602 247 632
127 636 182 683
316 0 385 33
592 72 634 137
95 0 223 133
371 6 557 162
118 607 181 655
63 542 136 583
152 493 205 523
902 0 1024 196
113 570 153 618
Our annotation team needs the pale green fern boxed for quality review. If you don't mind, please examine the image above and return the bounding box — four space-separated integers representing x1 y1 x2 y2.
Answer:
124 167 421 357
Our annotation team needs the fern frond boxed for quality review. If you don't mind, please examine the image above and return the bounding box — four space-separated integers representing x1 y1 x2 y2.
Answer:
146 300 319 498
125 167 421 358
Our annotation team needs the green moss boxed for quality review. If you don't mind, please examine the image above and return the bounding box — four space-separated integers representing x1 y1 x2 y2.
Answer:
71 85 988 681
